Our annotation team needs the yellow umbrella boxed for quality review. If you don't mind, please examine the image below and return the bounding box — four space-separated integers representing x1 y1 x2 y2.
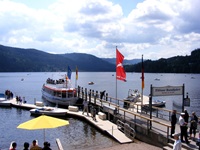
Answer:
17 115 69 141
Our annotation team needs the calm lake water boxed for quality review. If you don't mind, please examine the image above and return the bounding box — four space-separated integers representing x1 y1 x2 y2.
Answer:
0 72 200 150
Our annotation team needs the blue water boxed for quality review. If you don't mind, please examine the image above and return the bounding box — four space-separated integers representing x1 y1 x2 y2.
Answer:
0 72 200 149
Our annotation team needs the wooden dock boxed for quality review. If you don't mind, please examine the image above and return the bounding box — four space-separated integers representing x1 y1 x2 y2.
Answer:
5 98 133 144
2 89 199 150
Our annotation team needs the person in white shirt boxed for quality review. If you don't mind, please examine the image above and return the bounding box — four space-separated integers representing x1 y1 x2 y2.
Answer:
179 113 189 144
173 133 182 150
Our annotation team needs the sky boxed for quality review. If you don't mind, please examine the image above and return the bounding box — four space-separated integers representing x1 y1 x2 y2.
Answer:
0 0 200 60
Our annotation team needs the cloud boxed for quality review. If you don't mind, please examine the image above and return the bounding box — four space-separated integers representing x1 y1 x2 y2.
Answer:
0 0 200 60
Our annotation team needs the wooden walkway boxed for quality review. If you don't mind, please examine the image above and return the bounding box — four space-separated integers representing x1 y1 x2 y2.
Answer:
4 98 133 144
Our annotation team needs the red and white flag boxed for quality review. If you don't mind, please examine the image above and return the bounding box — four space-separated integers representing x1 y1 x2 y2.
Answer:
116 49 126 82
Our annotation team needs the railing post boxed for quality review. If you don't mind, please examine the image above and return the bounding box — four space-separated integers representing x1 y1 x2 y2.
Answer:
106 93 108 101
156 109 158 118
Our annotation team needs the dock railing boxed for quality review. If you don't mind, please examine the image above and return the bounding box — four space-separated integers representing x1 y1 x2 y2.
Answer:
78 86 172 141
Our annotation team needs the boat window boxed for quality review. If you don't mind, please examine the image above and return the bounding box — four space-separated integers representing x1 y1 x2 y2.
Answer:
62 92 66 98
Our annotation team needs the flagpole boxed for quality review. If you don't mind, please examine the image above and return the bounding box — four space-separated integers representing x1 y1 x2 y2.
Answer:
116 46 118 106
141 55 144 106
75 66 78 88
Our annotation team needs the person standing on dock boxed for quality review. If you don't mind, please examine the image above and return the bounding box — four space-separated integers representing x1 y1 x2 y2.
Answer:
82 99 89 116
189 111 198 140
172 133 181 150
179 113 189 144
171 110 177 138
184 109 189 123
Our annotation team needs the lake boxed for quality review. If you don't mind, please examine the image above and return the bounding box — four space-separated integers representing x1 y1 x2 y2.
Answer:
0 72 200 150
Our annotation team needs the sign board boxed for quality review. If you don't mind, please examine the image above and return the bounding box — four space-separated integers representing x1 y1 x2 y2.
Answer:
184 98 190 106
152 86 183 96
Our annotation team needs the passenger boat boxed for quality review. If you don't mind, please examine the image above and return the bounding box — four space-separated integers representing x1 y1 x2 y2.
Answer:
30 107 67 116
42 77 78 106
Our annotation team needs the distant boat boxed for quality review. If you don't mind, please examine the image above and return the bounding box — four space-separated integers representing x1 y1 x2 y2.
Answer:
21 78 24 81
154 78 160 81
88 81 94 85
191 77 195 79
42 77 78 106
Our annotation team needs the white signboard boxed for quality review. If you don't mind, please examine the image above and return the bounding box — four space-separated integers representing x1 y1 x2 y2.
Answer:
152 86 183 96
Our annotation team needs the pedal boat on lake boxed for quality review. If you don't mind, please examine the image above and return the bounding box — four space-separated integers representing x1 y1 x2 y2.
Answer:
30 107 68 116
42 77 78 106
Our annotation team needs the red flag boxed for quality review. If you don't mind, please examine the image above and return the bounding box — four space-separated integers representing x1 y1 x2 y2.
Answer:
141 55 144 89
116 49 126 81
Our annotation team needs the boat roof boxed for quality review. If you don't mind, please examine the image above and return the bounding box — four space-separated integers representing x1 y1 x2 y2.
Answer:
43 84 76 92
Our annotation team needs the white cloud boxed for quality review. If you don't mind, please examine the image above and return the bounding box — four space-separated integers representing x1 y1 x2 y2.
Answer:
0 0 200 60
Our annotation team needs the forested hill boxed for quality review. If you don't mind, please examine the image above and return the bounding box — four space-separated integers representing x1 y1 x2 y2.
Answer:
0 45 115 72
0 44 199 73
125 48 200 73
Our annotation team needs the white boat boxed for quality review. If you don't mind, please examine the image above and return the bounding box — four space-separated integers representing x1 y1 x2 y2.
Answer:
144 100 166 107
0 93 11 107
152 100 166 107
30 107 68 116
123 89 141 103
42 77 78 106
0 93 6 102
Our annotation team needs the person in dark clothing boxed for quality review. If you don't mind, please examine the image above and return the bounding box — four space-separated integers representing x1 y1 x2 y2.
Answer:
24 142 29 150
171 110 177 138
184 109 189 123
100 90 106 99
189 112 198 139
42 142 51 150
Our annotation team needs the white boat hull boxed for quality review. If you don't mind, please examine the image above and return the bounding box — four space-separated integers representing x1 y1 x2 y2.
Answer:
30 108 68 117
42 90 78 106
